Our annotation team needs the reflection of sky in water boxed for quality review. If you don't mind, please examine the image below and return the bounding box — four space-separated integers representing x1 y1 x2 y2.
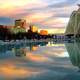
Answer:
0 41 78 80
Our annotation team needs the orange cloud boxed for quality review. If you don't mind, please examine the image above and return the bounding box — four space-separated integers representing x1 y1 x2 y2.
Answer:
0 0 47 17
25 12 53 23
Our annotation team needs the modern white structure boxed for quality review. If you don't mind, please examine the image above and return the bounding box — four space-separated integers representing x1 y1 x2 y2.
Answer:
65 4 80 36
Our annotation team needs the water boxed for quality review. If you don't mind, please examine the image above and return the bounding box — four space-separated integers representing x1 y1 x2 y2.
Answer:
0 40 80 80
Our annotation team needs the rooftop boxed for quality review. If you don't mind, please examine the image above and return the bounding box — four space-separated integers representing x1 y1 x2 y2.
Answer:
78 4 80 11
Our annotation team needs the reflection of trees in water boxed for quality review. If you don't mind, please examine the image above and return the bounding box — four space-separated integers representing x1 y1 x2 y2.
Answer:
65 40 80 68
14 42 48 57
0 41 48 57
29 42 48 51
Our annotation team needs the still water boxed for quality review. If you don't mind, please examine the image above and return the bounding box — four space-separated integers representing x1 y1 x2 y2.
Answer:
0 40 80 80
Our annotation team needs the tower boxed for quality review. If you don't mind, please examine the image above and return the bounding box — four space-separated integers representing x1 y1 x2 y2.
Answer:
15 19 26 28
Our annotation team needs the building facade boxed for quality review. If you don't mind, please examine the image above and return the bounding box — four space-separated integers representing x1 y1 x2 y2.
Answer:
65 5 80 37
28 25 38 33
15 19 26 28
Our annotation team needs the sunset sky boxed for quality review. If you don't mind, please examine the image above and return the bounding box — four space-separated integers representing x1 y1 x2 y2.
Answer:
0 0 80 33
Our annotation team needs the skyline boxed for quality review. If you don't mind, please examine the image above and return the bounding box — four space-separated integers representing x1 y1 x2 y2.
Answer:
0 0 80 33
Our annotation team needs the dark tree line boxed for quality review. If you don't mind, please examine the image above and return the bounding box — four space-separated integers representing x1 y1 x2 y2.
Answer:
0 27 54 41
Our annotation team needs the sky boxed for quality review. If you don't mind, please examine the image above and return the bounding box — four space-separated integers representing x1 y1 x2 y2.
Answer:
0 0 80 33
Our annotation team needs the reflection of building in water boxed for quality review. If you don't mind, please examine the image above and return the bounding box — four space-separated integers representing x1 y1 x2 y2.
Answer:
29 42 48 51
0 41 48 58
12 48 26 57
65 41 80 68
39 42 48 46
11 42 48 57
0 41 48 53
31 46 39 51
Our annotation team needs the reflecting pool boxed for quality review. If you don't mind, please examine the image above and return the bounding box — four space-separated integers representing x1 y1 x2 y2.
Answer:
0 40 80 80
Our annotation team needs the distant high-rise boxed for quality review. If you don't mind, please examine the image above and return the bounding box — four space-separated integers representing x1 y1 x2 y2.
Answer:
31 25 38 32
28 25 38 33
15 19 26 28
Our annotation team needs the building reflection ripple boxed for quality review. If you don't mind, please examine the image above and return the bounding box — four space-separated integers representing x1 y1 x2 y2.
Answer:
65 40 80 69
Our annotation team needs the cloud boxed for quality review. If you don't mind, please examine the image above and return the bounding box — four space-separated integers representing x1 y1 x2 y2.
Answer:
0 0 79 33
24 12 53 23
0 17 14 25
47 0 77 8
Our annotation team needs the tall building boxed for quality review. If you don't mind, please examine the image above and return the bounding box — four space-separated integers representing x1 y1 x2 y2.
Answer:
15 19 26 28
31 25 38 32
28 25 38 33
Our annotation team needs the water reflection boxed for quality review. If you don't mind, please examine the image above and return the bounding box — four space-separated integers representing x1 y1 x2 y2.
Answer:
0 41 48 52
0 41 77 80
0 41 48 58
13 48 26 57
65 40 80 69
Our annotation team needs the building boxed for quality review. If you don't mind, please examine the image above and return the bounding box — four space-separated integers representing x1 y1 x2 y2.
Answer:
40 30 48 35
15 19 26 28
30 25 38 32
78 4 80 11
28 25 38 33
65 4 80 37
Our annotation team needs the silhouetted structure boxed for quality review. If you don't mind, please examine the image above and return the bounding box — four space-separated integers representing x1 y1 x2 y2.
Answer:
15 19 26 28
0 19 58 41
65 4 80 38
